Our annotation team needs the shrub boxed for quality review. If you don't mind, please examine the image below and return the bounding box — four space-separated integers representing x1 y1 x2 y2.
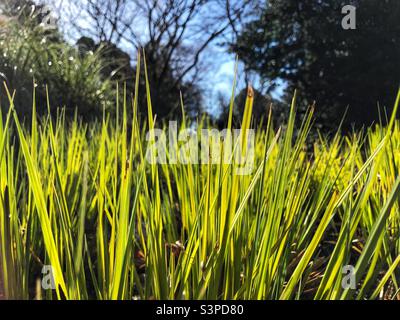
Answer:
0 7 113 119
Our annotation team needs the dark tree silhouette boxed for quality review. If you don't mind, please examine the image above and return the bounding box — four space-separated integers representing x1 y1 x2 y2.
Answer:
56 0 253 119
231 0 400 131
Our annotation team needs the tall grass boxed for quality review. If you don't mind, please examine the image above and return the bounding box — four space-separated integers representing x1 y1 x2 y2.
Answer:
0 60 399 299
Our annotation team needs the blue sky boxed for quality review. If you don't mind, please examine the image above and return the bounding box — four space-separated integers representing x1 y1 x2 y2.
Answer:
46 0 285 116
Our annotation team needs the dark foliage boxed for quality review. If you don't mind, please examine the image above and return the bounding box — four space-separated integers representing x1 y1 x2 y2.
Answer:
0 1 113 119
232 0 400 131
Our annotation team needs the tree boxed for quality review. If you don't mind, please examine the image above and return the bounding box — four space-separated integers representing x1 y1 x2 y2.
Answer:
55 0 253 119
0 1 113 118
231 0 400 131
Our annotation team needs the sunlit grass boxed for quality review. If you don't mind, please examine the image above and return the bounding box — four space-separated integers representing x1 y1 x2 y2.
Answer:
0 58 399 300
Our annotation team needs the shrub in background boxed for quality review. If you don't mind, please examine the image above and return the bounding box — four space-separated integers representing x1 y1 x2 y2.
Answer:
0 4 113 119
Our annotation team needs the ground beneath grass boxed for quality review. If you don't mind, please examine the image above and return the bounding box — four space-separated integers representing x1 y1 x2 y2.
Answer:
0 259 4 300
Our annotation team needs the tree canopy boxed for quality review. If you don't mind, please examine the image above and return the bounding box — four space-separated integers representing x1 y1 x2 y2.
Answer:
232 0 400 131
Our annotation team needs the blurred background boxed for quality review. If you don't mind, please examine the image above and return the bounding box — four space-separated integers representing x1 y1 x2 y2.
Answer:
0 0 399 132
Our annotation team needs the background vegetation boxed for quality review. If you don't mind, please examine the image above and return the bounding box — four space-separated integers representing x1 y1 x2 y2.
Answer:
0 1 113 119
232 0 400 131
1 0 399 130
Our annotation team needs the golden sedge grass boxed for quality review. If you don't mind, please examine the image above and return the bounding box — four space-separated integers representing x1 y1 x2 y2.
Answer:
0 58 399 300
